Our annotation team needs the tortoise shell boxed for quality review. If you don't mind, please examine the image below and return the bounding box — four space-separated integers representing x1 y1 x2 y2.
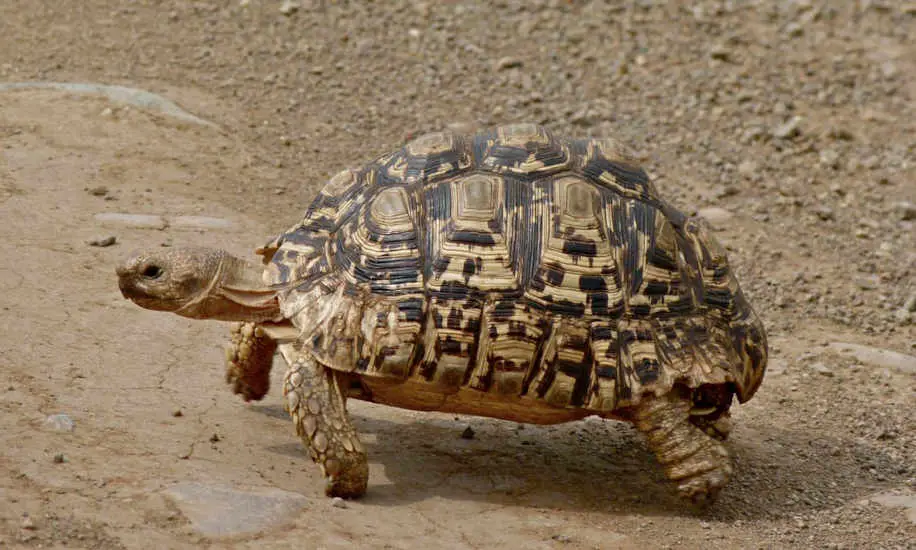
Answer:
259 124 767 418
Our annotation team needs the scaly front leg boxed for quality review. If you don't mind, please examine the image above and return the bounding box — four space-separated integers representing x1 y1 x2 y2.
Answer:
280 344 368 498
225 322 276 401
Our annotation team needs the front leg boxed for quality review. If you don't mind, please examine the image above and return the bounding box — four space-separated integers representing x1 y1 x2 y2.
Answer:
225 322 276 401
280 345 368 498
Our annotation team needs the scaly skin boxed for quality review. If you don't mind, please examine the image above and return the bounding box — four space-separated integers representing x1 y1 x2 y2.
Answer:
632 392 733 505
280 344 368 498
225 322 276 402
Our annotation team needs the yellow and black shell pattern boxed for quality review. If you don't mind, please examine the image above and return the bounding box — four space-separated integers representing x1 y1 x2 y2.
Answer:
262 124 767 412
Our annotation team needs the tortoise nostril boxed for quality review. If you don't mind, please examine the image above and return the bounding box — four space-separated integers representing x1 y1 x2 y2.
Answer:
142 265 163 279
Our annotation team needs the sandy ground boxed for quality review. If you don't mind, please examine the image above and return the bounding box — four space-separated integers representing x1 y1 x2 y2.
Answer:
0 1 914 548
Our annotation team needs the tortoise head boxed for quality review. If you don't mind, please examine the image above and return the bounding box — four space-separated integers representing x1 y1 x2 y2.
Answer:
116 247 280 321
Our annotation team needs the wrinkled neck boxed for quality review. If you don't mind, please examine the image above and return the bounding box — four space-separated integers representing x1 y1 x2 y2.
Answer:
176 254 282 322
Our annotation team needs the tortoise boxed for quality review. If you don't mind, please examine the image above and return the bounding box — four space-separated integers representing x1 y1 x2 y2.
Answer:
116 123 767 504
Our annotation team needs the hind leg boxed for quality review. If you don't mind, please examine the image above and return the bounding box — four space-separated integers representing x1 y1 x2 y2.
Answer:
280 345 368 499
632 391 733 505
225 322 276 402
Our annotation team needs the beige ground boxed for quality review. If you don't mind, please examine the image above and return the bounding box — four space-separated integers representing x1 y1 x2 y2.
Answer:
1 1 914 548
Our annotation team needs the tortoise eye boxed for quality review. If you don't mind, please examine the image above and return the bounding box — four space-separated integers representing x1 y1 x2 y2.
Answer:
142 265 163 279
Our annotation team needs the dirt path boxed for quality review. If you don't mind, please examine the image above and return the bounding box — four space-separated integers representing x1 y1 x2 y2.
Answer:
1 1 914 548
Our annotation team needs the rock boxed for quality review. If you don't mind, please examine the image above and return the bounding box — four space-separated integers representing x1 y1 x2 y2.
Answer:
737 160 758 176
94 213 167 230
827 343 916 374
461 426 475 440
170 216 233 230
43 413 75 432
331 497 348 509
279 0 299 15
697 207 734 227
810 362 833 377
772 116 803 139
903 293 916 313
867 491 916 525
895 201 916 221
53 453 66 464
818 149 839 168
162 483 308 537
20 515 35 530
894 309 912 325
552 534 572 543
494 57 523 71
812 205 834 221
853 275 880 290
88 186 109 197
87 235 116 247
709 44 731 61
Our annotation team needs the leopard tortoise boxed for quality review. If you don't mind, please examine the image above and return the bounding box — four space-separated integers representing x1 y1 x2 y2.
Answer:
116 123 767 504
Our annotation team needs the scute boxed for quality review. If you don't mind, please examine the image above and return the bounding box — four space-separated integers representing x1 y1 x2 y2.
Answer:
264 124 767 414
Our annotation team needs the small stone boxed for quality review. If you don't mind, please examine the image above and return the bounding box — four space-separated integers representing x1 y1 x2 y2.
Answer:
100 107 114 117
552 534 572 543
784 22 804 36
697 207 734 227
737 160 758 176
709 45 731 61
494 56 523 71
87 235 116 247
812 205 834 221
209 433 221 443
44 413 75 432
772 116 803 139
903 294 916 313
88 186 109 196
331 497 348 509
854 275 880 290
819 149 840 168
20 514 35 530
895 201 916 221
53 453 66 464
172 409 183 418
894 309 912 325
461 426 475 440
810 362 833 377
279 0 299 15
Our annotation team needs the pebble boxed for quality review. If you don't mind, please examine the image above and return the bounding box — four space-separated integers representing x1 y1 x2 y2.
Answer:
853 275 880 290
494 57 523 71
812 205 835 221
709 45 731 62
818 149 839 169
903 293 916 313
772 116 803 139
43 413 75 432
162 482 308 537
331 497 348 509
279 0 299 15
737 160 758 176
697 207 734 227
810 362 833 377
461 426 475 440
88 186 109 197
53 453 66 464
20 515 35 530
895 201 916 221
552 534 572 543
87 235 117 247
